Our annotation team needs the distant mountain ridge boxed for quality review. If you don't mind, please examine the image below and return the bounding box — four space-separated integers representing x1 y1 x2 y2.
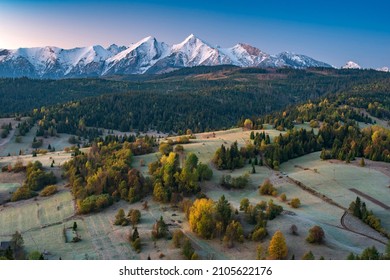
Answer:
0 34 340 78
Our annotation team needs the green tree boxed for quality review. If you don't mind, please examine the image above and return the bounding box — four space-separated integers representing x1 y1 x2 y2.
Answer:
256 244 265 260
302 251 315 260
182 238 195 260
28 251 43 260
114 208 128 226
216 195 232 232
239 198 250 212
223 220 244 248
360 246 380 260
132 227 139 242
73 222 78 231
172 230 184 248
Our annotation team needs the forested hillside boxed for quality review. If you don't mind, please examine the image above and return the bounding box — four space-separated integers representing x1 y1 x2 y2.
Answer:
14 67 389 135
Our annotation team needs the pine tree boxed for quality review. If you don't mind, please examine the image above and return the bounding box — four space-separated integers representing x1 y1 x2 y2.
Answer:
302 251 315 260
216 195 232 232
132 227 139 242
268 230 288 260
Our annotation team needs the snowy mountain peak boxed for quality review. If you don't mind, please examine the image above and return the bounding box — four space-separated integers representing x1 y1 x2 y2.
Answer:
236 43 266 57
342 61 361 69
0 34 335 78
376 66 389 72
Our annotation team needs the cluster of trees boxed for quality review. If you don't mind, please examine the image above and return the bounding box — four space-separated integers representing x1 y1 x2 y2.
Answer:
114 208 141 227
149 152 212 203
0 77 132 116
349 196 387 236
347 240 390 260
187 195 284 249
171 229 199 259
64 141 151 214
212 142 245 170
6 67 385 136
0 231 25 260
188 196 244 248
219 173 249 189
1 122 12 138
247 93 390 168
16 119 34 137
240 198 283 242
11 161 57 202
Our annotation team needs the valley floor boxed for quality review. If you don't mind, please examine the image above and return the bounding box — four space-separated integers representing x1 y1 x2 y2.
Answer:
0 127 389 260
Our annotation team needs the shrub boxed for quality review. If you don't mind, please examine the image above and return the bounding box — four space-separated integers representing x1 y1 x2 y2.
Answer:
182 238 195 260
132 238 141 253
290 224 298 235
290 198 301 208
127 209 141 226
172 230 184 248
306 225 325 244
251 227 267 241
259 179 277 196
114 208 128 226
40 185 58 197
11 187 36 202
302 251 315 260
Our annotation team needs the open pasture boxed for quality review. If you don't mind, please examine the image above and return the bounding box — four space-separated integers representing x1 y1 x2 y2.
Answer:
280 152 390 232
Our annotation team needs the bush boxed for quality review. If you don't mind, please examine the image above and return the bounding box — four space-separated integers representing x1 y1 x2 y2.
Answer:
306 225 325 244
290 224 298 235
182 238 195 260
172 230 184 248
78 194 113 214
132 238 141 253
114 208 128 226
11 187 36 202
251 227 267 241
40 185 58 197
127 209 141 226
302 251 315 260
280 193 287 202
259 179 277 196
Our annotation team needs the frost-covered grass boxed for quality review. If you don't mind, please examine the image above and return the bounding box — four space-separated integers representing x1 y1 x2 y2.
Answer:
0 191 74 236
280 152 390 231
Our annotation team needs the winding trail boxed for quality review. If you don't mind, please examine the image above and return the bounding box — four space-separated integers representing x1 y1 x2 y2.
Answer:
340 211 387 245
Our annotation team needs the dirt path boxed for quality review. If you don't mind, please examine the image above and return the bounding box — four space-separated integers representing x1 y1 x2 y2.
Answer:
340 211 387 245
349 188 390 210
0 128 16 152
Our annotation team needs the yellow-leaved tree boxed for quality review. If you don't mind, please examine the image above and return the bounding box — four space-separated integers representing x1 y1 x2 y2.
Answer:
189 198 215 239
268 230 288 259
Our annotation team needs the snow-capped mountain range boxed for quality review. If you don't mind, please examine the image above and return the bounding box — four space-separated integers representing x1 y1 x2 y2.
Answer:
0 34 381 79
342 61 362 69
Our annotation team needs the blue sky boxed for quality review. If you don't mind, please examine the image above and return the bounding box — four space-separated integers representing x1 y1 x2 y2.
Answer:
0 0 389 68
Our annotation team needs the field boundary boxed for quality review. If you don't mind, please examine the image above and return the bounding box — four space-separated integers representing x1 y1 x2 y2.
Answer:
340 211 387 245
287 177 346 210
349 188 390 210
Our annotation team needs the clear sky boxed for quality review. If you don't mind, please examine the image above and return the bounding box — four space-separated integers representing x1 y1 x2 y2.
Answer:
0 0 389 68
